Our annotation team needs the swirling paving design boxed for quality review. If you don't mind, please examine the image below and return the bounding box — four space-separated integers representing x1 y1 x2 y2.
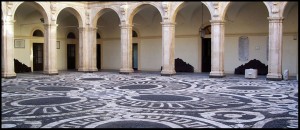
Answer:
1 71 298 128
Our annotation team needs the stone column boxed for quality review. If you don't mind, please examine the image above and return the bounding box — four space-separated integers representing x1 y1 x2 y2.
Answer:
43 23 58 75
2 19 16 78
161 21 176 76
209 20 225 78
119 24 134 74
266 17 283 81
89 27 98 72
78 27 89 72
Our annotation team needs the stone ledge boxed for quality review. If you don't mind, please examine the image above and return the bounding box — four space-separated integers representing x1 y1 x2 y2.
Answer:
119 72 132 74
266 78 282 81
209 75 226 78
161 73 175 76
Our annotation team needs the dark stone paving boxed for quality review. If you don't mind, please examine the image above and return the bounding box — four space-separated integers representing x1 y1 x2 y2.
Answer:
1 71 298 128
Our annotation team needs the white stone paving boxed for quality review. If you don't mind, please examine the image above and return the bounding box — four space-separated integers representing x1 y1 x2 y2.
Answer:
1 71 298 128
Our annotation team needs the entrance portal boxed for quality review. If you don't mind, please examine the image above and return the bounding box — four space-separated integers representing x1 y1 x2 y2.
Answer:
33 43 43 71
67 44 76 70
97 44 101 70
201 38 211 72
132 43 138 70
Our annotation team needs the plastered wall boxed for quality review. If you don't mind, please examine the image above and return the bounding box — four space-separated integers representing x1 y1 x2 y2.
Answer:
102 40 121 70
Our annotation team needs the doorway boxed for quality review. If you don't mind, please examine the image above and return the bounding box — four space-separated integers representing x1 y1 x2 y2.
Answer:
132 43 138 70
97 44 101 70
201 38 211 72
33 43 43 71
67 44 76 70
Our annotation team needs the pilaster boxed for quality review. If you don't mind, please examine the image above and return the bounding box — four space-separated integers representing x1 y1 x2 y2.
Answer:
78 27 90 72
2 19 16 78
89 27 98 72
266 17 284 81
161 21 176 76
119 23 134 74
43 23 58 75
209 20 225 78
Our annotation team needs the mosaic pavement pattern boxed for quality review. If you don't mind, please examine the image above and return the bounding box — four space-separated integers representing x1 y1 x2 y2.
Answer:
1 71 298 128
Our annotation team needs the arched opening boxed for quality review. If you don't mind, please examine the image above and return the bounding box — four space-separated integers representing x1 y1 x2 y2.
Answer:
95 8 120 71
174 2 211 73
57 7 80 71
14 2 47 72
282 2 298 77
224 2 269 75
132 30 139 70
131 4 162 72
33 29 44 37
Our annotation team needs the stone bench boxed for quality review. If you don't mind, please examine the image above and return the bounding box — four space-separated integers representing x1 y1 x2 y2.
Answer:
245 69 257 79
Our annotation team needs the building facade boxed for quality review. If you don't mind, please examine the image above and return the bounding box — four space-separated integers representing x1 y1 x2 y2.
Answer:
1 1 298 80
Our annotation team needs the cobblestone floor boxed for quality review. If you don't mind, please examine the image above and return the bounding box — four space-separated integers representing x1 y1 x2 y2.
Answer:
1 71 298 128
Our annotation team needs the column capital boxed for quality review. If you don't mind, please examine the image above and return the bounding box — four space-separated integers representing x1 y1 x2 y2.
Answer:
78 27 88 32
210 20 225 24
3 19 15 25
43 23 58 27
161 22 176 27
119 24 133 29
268 17 284 23
89 27 98 31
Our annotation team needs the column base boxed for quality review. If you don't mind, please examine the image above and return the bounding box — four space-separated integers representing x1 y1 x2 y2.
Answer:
266 73 282 81
2 72 17 78
209 71 225 78
120 68 134 74
89 68 98 72
161 69 176 76
43 70 58 75
78 68 90 72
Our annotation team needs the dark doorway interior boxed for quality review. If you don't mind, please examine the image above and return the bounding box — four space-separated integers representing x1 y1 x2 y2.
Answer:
67 44 76 70
132 43 138 70
33 43 43 71
201 38 211 72
97 44 101 70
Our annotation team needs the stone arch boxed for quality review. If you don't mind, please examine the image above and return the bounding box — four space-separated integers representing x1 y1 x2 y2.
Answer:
56 6 84 27
128 2 163 24
171 2 212 23
12 2 50 24
283 1 297 18
222 2 271 20
91 7 121 27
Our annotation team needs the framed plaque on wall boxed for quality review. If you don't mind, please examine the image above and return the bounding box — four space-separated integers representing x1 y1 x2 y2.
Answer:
14 39 25 48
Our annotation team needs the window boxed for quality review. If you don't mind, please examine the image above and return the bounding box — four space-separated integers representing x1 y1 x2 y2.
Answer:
67 32 76 39
97 32 101 39
33 30 44 37
132 30 138 37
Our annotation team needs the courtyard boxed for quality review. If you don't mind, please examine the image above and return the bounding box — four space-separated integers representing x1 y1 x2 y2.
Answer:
1 71 298 128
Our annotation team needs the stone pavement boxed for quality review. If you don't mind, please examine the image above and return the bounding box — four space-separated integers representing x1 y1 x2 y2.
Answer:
1 71 298 128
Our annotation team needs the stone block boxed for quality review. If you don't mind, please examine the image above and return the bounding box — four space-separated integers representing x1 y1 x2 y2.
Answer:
283 69 289 80
245 69 257 79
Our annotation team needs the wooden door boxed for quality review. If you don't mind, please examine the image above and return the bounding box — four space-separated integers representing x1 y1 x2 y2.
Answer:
33 43 43 71
132 43 138 70
67 44 76 70
97 44 101 70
